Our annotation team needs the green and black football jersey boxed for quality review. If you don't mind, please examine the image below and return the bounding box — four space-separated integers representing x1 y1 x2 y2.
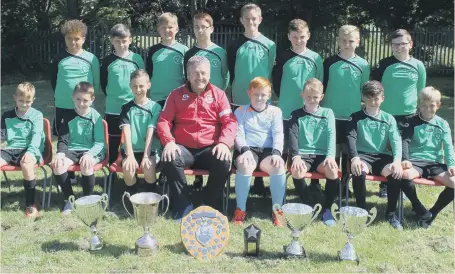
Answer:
227 34 276 106
322 54 370 120
146 43 188 102
371 56 426 115
1 107 44 161
289 106 336 158
273 49 323 119
119 99 162 153
400 113 455 167
101 52 145 115
346 109 402 161
50 50 101 109
184 44 229 91
56 108 106 160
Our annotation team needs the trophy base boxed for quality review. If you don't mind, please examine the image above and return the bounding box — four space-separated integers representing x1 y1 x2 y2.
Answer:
283 246 307 258
89 235 103 251
338 241 359 265
135 244 158 256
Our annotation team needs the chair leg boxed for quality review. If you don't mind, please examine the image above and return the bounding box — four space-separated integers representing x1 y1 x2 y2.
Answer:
107 172 114 210
338 175 342 209
223 174 231 216
47 174 54 208
41 167 48 209
284 173 291 205
344 175 351 207
398 190 404 223
3 171 11 191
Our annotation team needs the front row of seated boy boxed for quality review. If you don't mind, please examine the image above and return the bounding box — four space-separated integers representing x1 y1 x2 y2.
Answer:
1 75 453 231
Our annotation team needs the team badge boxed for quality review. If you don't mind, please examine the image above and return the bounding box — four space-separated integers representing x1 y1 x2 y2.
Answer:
211 59 220 67
80 62 89 73
258 50 266 59
434 128 442 141
182 94 189 101
409 72 418 80
173 56 183 64
204 94 214 104
181 206 229 260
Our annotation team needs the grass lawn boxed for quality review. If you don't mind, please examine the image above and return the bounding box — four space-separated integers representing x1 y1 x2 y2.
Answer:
1 78 454 273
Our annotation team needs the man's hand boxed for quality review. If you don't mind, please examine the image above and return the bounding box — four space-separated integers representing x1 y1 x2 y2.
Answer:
448 167 455 177
270 155 284 168
323 157 338 170
212 143 231 161
389 161 403 179
79 153 95 170
162 142 181 162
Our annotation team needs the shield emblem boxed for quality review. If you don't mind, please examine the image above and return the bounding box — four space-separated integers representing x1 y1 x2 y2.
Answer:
196 223 213 246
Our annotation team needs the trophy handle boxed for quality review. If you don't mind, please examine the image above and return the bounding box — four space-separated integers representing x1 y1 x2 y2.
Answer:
100 193 109 211
122 191 134 217
331 203 341 222
161 194 170 216
365 207 377 227
310 203 322 223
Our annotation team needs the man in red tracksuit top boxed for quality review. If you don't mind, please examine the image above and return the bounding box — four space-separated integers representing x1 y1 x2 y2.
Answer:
157 56 237 222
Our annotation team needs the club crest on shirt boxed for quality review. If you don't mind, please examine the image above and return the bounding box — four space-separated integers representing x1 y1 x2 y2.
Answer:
80 62 89 73
204 94 214 104
379 124 388 136
351 70 360 79
211 59 220 68
182 94 189 101
173 56 183 64
316 119 328 131
257 50 266 59
434 128 443 141
409 71 418 80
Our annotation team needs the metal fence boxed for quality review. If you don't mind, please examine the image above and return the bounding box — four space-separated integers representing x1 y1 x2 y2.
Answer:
27 25 454 75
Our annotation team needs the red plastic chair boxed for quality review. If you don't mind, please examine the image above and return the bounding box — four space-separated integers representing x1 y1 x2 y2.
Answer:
1 118 53 209
47 120 110 207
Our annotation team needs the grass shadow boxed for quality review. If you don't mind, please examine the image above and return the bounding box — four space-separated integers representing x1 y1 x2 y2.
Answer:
91 244 133 258
162 242 186 254
41 240 80 252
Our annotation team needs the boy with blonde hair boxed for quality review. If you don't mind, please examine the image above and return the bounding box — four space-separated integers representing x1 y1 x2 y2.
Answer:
322 25 370 196
400 87 453 228
232 77 286 226
1 82 44 218
146 12 188 108
51 82 106 215
289 78 339 226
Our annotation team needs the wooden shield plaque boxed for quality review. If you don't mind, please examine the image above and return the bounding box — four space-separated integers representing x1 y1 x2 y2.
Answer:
180 206 229 260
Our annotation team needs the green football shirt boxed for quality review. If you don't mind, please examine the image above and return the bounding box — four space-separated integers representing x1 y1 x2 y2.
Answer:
401 113 455 167
50 50 101 109
146 43 188 102
346 109 402 161
273 48 323 119
184 44 229 91
322 54 370 120
289 106 336 158
56 108 106 160
1 107 45 161
227 34 276 106
371 56 426 115
101 52 145 115
119 99 162 153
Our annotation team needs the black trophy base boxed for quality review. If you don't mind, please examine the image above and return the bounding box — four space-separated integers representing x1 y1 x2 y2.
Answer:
283 246 307 258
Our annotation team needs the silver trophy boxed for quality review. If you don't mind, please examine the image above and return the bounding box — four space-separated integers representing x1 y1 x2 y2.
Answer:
331 204 377 264
122 192 169 256
68 194 108 251
274 203 322 258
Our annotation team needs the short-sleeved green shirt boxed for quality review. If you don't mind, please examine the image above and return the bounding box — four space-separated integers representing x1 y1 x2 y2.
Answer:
119 99 162 153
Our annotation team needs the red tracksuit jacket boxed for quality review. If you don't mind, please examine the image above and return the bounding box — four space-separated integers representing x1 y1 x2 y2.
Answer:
157 83 237 149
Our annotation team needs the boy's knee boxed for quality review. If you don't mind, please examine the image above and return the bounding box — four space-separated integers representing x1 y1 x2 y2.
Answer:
80 168 94 176
236 162 255 175
20 161 35 171
292 170 305 179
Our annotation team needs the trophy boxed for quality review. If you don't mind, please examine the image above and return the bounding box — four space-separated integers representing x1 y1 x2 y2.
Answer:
274 203 322 258
331 204 377 264
68 194 108 251
123 192 169 256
